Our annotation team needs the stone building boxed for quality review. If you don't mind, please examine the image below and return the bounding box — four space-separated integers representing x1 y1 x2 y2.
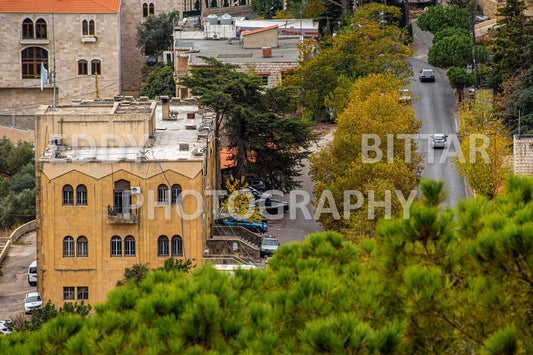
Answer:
0 0 183 117
34 97 216 305
513 135 533 175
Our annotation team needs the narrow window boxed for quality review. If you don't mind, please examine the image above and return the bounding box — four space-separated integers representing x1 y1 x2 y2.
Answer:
82 20 88 35
63 287 75 300
143 3 148 17
171 235 183 256
35 19 47 39
76 184 87 205
149 3 155 14
91 60 101 75
88 20 95 35
171 184 182 205
63 236 75 257
158 235 169 256
62 185 74 205
78 60 88 75
21 47 48 79
77 287 89 300
157 184 168 204
22 18 34 39
124 236 136 256
77 236 88 257
111 235 122 256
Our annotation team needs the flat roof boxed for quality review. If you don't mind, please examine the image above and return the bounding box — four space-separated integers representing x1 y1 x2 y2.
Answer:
176 37 300 64
39 100 214 163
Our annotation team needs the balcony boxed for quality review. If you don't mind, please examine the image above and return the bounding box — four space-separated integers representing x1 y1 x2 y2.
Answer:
107 205 138 224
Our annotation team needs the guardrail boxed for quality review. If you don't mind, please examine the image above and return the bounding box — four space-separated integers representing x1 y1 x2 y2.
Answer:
0 220 36 265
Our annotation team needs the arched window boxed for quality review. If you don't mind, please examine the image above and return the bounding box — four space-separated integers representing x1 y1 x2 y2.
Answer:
158 235 169 256
77 236 88 257
111 236 122 256
82 20 88 35
78 60 88 75
124 236 136 256
88 20 95 35
76 185 87 205
63 236 75 257
62 185 74 205
91 60 101 75
21 47 48 79
142 3 148 17
171 184 182 205
157 184 169 204
171 235 183 256
149 3 155 14
22 18 34 39
35 18 47 39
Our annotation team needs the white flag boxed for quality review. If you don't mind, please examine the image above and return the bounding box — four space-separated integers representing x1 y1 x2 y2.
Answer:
40 63 48 91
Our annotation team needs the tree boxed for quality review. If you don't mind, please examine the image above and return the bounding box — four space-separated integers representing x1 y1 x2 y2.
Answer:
452 93 512 198
491 0 533 86
138 65 176 99
447 66 475 101
284 4 411 121
136 11 179 57
417 5 471 34
179 57 313 191
219 176 263 221
116 263 150 286
310 73 422 237
12 300 91 332
428 30 473 68
3 177 533 352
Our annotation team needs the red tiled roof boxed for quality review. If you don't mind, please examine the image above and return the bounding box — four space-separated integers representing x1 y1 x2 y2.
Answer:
0 0 120 13
242 25 278 36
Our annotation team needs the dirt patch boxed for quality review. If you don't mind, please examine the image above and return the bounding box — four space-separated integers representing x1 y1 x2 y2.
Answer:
312 123 337 138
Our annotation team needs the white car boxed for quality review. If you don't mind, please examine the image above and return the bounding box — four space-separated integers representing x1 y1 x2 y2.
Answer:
432 133 447 149
24 292 43 314
0 320 13 335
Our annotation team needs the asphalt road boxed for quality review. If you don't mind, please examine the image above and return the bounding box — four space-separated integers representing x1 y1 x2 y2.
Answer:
0 231 36 320
410 22 468 206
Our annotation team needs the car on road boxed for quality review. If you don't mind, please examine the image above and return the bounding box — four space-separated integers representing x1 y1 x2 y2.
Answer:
256 197 289 214
28 260 37 286
246 177 269 192
260 235 279 258
0 320 13 335
432 133 447 149
221 217 268 233
419 69 436 82
24 291 43 314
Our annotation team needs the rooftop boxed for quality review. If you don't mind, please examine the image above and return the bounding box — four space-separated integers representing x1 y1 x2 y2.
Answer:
39 99 214 163
175 37 300 64
0 0 120 13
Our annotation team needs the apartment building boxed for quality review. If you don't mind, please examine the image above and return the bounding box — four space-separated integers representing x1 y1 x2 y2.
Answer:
34 97 216 305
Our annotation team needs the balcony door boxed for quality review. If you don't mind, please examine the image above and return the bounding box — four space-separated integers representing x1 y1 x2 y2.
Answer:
113 179 131 214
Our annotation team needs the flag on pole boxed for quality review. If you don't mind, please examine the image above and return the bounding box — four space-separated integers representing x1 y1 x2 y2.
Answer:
40 63 48 91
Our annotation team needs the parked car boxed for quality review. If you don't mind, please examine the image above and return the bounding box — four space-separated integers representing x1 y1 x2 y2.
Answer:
419 69 436 82
256 197 289 214
24 292 43 314
260 235 279 258
221 217 268 233
27 260 37 286
398 88 412 104
432 133 447 149
247 177 268 192
0 320 13 335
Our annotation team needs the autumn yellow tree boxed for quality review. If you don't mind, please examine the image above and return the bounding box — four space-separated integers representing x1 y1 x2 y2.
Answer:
453 92 512 198
283 4 411 121
219 176 262 221
310 74 422 239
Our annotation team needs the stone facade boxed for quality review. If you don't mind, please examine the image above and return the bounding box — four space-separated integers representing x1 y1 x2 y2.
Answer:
513 135 533 175
34 98 216 305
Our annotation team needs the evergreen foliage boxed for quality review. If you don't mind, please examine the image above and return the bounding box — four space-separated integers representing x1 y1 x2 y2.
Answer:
138 65 176 99
447 66 475 101
136 11 180 57
417 5 471 34
2 176 533 352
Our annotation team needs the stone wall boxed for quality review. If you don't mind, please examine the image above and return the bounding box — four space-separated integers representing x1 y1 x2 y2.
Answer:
513 135 533 175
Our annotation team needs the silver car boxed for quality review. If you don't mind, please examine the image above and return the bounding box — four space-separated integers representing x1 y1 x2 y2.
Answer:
432 133 447 149
419 69 436 82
